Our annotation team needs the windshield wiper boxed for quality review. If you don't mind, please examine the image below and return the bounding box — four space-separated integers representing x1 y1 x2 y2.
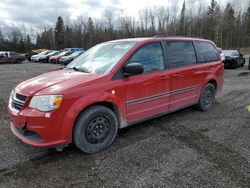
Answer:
66 66 89 73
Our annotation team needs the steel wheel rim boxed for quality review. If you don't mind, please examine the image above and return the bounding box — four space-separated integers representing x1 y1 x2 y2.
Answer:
202 88 213 107
86 116 111 144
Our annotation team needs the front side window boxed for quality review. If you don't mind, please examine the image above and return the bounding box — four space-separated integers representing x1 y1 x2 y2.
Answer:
194 42 219 63
126 43 165 73
67 42 136 74
165 41 196 68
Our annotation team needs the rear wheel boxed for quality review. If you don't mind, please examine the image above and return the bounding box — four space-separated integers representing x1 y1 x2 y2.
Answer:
14 58 22 64
196 83 216 111
233 60 237 69
73 105 118 153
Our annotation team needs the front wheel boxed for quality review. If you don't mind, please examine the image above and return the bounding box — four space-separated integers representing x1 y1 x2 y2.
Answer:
196 83 216 111
14 59 22 64
73 105 118 154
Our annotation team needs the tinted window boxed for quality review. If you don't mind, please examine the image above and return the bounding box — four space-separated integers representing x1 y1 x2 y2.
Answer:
127 43 165 73
10 52 17 55
165 41 196 68
194 42 218 63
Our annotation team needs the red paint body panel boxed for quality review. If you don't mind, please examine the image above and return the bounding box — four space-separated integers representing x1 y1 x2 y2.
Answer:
7 37 224 148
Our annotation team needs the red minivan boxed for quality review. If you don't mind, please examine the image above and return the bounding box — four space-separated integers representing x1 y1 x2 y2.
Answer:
8 37 224 153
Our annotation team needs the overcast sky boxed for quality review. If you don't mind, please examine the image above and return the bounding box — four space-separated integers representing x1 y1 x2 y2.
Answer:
0 0 248 28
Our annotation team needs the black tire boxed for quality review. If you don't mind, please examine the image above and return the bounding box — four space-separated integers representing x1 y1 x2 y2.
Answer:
73 105 118 153
196 83 216 111
233 60 237 69
14 59 22 64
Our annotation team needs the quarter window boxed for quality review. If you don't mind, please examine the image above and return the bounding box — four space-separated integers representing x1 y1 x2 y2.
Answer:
126 43 165 73
165 41 196 68
194 42 219 63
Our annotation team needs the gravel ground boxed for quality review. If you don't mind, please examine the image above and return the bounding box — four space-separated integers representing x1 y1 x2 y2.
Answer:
0 61 249 187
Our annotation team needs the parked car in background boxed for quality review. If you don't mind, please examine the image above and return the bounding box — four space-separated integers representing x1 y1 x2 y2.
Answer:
40 50 59 63
8 37 224 153
31 50 52 62
59 51 85 65
248 60 250 70
64 48 84 52
0 51 25 64
49 51 73 64
222 50 245 69
218 48 225 62
25 49 49 61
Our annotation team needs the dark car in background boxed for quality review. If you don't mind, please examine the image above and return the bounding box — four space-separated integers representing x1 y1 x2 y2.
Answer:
59 51 84 65
0 51 25 64
222 50 245 69
49 51 73 64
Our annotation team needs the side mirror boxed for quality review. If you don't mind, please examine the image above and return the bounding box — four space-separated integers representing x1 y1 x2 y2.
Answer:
123 63 144 76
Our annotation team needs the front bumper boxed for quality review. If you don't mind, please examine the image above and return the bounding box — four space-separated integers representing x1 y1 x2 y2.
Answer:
31 58 40 62
59 59 71 65
49 59 58 63
8 104 70 147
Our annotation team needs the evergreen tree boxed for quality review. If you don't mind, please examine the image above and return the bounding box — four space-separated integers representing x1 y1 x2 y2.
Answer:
87 17 94 33
0 30 4 50
245 5 250 37
223 3 235 48
86 17 95 48
17 37 25 53
178 0 186 36
206 0 221 44
54 16 65 49
64 26 72 48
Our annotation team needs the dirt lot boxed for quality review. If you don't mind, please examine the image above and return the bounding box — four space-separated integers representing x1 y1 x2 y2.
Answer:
0 62 250 187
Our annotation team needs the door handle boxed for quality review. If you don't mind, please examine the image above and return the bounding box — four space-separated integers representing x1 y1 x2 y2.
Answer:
173 73 183 77
160 75 169 80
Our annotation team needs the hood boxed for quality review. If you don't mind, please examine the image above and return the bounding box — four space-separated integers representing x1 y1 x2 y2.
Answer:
50 55 57 59
15 69 103 96
60 56 71 61
31 54 39 58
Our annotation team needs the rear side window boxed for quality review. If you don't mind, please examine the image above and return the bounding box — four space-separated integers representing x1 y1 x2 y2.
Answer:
127 43 165 73
10 52 17 56
194 42 219 63
165 41 196 68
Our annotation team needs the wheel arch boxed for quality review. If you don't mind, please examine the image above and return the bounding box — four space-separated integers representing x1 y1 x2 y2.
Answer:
207 79 217 91
71 101 122 139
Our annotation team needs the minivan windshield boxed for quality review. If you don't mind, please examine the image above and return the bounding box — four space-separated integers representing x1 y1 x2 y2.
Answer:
67 41 136 74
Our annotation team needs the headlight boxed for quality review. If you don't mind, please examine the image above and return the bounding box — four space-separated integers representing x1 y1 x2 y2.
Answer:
29 95 63 112
9 90 15 105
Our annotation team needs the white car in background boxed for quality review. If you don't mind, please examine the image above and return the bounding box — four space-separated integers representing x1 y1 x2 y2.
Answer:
31 50 52 62
218 48 225 62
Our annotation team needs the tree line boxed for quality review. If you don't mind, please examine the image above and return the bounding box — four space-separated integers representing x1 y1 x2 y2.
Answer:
1 0 250 53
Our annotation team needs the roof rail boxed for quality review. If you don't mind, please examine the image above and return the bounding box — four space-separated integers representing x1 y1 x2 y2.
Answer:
152 34 167 38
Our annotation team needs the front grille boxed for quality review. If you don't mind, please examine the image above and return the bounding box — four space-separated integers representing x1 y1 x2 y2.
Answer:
16 93 27 101
12 93 27 111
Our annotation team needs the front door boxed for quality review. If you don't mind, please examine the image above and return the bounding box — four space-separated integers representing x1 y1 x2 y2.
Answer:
123 42 170 123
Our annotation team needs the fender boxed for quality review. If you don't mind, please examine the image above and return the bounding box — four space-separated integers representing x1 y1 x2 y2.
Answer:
60 90 126 142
